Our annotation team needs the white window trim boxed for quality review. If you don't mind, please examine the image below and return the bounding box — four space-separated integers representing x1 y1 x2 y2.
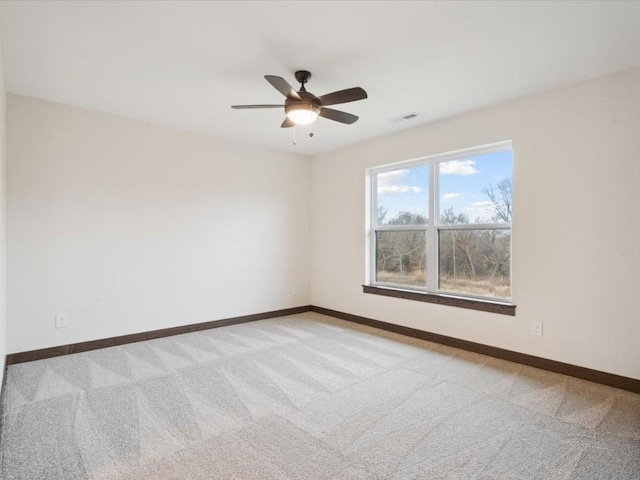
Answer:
367 140 513 304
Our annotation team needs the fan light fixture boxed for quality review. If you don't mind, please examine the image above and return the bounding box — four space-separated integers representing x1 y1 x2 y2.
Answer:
286 103 320 126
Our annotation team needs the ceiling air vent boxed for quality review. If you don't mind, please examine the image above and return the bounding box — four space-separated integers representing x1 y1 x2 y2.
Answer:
388 112 418 123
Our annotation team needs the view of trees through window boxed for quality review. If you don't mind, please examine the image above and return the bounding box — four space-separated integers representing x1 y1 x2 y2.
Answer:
373 147 512 299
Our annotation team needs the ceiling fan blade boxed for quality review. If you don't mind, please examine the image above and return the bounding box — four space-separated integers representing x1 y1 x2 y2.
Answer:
281 117 295 128
319 108 359 125
317 87 367 106
231 104 283 109
265 75 302 101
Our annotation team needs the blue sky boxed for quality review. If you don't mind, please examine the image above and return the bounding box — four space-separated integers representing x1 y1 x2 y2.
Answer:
377 150 512 224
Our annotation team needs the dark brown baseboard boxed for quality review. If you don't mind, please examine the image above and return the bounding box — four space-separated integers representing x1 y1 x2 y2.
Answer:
4 303 638 394
5 305 311 365
310 305 640 394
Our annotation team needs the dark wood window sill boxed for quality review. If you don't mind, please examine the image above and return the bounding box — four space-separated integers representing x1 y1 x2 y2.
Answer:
363 285 516 316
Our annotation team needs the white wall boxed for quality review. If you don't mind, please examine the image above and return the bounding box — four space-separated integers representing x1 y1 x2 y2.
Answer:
0 37 7 377
311 66 640 380
7 95 310 353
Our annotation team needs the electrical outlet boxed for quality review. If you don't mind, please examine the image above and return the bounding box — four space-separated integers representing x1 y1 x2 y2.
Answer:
531 321 543 337
55 313 68 329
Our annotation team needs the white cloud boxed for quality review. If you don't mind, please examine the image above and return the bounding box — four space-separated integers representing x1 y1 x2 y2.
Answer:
377 169 421 194
442 192 462 200
439 159 480 175
378 185 422 194
377 169 408 186
472 200 492 207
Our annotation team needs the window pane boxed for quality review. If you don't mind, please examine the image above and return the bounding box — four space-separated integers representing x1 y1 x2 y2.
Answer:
376 230 426 287
439 229 510 298
376 165 429 226
439 150 512 224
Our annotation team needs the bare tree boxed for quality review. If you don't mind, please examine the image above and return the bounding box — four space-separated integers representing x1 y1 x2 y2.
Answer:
482 178 512 223
440 206 468 225
376 178 512 295
377 207 388 225
376 211 426 285
439 207 469 277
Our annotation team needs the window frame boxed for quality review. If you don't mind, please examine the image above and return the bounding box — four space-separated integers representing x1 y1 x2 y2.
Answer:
367 141 515 312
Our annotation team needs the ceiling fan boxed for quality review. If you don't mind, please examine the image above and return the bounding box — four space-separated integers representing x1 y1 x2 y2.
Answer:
231 70 367 128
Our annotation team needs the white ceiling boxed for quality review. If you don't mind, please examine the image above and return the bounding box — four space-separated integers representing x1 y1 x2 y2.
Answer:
2 1 640 156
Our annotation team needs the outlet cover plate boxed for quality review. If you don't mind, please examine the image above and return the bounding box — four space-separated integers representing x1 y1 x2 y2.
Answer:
55 314 68 328
531 321 543 337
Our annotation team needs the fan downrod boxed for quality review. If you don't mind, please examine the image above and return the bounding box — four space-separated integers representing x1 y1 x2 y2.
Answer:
295 70 312 91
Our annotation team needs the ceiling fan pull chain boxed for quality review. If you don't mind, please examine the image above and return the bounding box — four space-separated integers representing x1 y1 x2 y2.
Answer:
293 125 297 146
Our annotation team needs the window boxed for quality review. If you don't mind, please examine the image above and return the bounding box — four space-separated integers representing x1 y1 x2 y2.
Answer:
368 142 514 312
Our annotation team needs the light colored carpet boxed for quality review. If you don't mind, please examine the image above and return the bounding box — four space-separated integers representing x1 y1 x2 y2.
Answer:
1 312 639 479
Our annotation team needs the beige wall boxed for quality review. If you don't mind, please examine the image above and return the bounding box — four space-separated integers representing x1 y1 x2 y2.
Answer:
310 66 640 380
7 95 311 353
0 38 6 377
6 67 640 381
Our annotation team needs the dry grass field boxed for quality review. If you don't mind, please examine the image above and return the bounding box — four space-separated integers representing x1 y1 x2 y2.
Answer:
377 271 510 299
